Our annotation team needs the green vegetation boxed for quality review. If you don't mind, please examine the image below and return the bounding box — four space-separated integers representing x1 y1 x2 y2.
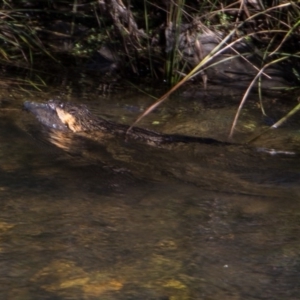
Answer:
0 1 300 135
0 1 299 82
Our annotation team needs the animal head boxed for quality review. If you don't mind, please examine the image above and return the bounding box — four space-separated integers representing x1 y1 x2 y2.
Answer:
24 100 98 132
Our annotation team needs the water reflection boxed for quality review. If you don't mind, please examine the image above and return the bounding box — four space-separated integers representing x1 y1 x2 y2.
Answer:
0 93 300 299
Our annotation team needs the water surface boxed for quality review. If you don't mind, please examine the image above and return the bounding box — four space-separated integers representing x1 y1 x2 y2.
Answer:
0 89 300 300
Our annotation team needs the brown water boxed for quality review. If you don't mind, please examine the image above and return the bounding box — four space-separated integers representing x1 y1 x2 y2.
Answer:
1 88 300 300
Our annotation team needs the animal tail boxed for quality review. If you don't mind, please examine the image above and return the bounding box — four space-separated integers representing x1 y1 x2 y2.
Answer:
162 134 232 145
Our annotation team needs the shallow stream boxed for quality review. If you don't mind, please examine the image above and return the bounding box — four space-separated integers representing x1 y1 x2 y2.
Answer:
0 87 300 300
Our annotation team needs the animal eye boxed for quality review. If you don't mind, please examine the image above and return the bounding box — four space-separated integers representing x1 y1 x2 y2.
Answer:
48 101 55 110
